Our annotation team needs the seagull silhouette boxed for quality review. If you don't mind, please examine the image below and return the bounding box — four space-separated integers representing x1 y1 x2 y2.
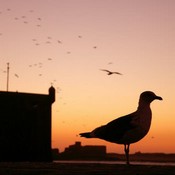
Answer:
57 40 62 44
80 91 163 165
14 74 19 78
100 69 122 75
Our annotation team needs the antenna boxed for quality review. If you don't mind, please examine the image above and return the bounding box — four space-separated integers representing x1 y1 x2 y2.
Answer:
7 62 9 91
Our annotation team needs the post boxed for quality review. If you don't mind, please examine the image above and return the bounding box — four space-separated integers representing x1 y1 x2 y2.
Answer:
7 62 9 91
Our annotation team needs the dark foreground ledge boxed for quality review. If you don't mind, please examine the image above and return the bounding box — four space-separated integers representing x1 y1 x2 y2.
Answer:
0 162 175 175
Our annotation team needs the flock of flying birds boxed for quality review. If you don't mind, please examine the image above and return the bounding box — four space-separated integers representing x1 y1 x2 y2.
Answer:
0 7 123 93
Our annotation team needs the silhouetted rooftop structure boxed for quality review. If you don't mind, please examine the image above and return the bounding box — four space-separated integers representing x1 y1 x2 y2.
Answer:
0 86 55 162
58 142 106 160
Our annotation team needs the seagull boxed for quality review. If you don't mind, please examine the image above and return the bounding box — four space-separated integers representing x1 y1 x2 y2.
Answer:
100 69 122 75
46 41 51 44
32 39 37 41
57 40 62 44
108 62 113 65
14 74 19 78
23 21 28 24
80 91 163 165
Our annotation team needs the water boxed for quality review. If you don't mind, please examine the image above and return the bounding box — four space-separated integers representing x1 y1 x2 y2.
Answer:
55 160 175 166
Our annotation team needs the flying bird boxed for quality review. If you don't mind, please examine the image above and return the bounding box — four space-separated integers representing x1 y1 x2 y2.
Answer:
57 40 62 44
108 62 113 65
80 91 163 164
46 41 51 44
23 21 28 24
100 69 122 75
14 74 19 78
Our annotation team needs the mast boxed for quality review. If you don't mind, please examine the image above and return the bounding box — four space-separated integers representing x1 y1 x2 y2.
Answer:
7 62 9 91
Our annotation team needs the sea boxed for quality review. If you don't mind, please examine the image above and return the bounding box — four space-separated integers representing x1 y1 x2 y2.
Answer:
55 160 175 166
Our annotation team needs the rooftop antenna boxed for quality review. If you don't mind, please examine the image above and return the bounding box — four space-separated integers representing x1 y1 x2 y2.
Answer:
7 62 9 91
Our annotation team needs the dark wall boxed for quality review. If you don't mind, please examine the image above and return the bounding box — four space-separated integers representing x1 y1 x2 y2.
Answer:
0 90 54 162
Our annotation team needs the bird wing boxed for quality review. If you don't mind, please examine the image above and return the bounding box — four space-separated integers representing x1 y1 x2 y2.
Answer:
92 112 138 143
113 72 122 75
100 69 110 73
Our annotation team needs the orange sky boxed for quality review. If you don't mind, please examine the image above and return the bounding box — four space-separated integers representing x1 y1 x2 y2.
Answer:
0 0 175 154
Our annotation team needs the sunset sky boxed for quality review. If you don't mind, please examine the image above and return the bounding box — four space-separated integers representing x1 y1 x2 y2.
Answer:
0 0 175 154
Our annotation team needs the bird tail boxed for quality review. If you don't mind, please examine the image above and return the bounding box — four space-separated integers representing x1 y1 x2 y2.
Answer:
79 132 92 138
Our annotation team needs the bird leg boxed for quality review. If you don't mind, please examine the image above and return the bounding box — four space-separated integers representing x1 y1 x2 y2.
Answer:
124 144 130 165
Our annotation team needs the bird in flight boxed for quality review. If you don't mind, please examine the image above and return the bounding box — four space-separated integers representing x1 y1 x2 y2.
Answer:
80 91 163 165
100 69 122 75
14 74 19 78
57 40 62 44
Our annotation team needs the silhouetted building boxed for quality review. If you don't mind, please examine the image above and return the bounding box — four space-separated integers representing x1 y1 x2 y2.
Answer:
0 86 55 162
52 148 60 160
59 142 106 160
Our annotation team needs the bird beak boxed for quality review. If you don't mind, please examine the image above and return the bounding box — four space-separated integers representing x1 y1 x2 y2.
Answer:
155 96 163 100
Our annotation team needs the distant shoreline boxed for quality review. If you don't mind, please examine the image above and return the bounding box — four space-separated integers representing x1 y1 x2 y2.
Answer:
55 160 175 166
54 152 175 163
52 142 175 163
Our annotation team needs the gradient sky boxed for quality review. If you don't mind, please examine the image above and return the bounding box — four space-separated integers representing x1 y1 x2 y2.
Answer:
0 0 175 154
